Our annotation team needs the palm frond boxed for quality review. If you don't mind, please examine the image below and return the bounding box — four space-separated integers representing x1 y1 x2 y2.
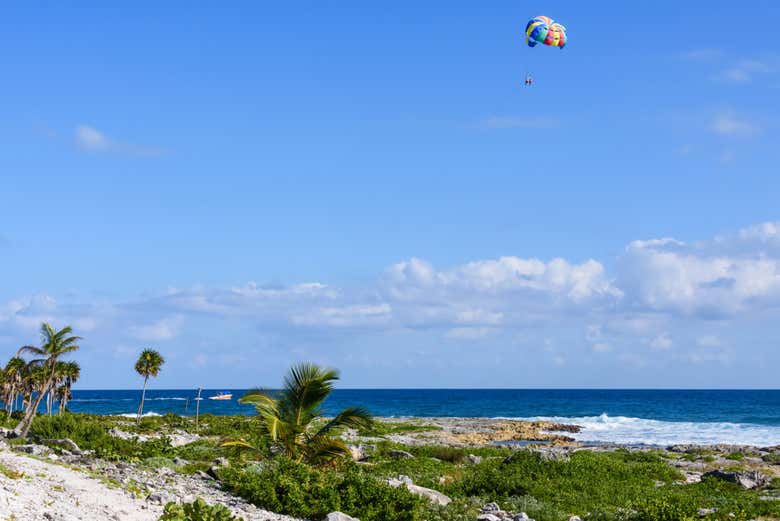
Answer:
220 439 261 451
303 436 352 465
17 345 45 357
314 407 373 438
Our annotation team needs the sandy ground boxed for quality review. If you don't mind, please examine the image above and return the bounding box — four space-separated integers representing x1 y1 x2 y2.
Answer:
0 448 163 521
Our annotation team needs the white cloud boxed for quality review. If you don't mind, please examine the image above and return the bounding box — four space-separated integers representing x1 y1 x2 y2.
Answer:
696 335 721 347
4 220 780 387
719 59 773 84
648 333 673 350
618 222 780 317
446 327 495 340
75 125 111 151
128 315 184 341
710 112 760 137
291 303 392 328
384 256 621 303
74 124 164 156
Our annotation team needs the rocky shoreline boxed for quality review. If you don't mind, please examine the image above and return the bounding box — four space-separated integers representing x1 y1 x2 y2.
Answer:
2 417 779 521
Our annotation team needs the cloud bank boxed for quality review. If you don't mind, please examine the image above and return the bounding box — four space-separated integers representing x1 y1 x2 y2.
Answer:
2 222 780 387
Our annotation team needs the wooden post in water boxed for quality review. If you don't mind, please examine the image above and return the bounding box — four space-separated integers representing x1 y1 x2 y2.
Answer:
195 387 202 432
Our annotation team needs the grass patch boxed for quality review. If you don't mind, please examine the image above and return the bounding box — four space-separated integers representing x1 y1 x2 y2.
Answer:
358 420 443 437
0 462 24 479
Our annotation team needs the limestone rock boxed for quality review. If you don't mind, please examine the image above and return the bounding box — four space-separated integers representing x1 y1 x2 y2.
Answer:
325 513 360 521
703 469 769 489
387 475 451 506
467 454 483 464
388 449 414 459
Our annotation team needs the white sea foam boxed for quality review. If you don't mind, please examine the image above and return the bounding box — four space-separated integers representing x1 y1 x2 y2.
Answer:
114 412 162 418
524 413 780 446
147 397 187 401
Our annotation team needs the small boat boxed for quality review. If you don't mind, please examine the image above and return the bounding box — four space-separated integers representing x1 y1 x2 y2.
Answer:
208 392 233 401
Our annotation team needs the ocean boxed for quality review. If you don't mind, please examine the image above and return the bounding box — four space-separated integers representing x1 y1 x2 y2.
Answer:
59 389 780 446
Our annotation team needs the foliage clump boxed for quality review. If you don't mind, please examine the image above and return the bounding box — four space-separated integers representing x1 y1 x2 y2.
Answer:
220 458 424 521
159 498 243 521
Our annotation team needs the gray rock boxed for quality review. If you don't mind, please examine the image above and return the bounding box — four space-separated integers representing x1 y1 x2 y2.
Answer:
146 491 172 505
195 470 214 480
172 457 189 466
514 514 531 520
325 513 360 521
387 475 451 506
207 456 230 478
569 517 583 521
40 438 82 455
698 508 718 517
481 503 501 513
703 470 769 489
477 515 502 521
467 454 483 465
531 447 571 462
14 444 51 456
388 449 415 459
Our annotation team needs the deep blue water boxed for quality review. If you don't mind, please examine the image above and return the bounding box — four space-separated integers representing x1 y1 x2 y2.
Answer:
16 389 780 445
63 389 780 424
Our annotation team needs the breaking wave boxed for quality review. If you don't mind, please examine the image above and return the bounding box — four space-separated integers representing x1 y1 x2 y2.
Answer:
527 413 780 446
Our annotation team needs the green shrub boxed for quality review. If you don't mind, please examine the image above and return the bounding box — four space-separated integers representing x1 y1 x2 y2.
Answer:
159 498 243 521
28 413 174 462
220 458 424 521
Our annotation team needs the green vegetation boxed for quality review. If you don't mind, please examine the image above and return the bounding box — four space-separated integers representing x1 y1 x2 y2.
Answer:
357 420 442 437
3 323 82 437
0 462 24 479
2 411 778 521
135 348 165 424
3 351 779 521
159 498 244 521
223 363 372 465
220 458 424 521
725 452 745 461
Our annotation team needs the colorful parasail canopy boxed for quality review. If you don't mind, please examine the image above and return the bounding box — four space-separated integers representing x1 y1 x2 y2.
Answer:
526 15 567 49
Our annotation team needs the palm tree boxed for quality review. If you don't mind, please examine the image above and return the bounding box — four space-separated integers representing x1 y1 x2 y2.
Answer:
2 357 26 414
56 361 80 414
135 349 165 423
224 363 373 465
13 323 81 437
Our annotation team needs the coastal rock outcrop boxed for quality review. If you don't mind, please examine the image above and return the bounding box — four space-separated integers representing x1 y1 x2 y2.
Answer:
702 469 769 489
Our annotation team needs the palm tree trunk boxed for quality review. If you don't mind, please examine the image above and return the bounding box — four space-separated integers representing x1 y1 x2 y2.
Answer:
13 388 47 438
137 376 149 424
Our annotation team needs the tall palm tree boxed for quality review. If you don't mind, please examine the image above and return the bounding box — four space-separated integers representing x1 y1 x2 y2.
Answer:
13 323 81 437
135 349 165 423
225 363 373 465
56 361 80 414
2 357 26 414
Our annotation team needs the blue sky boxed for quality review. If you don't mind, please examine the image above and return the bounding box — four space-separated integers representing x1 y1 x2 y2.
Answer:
1 1 779 388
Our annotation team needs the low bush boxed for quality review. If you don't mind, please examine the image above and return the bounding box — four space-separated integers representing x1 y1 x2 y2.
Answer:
28 413 174 462
159 498 243 521
220 458 425 521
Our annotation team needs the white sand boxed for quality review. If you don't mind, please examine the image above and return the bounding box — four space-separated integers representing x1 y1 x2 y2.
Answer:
0 448 162 520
